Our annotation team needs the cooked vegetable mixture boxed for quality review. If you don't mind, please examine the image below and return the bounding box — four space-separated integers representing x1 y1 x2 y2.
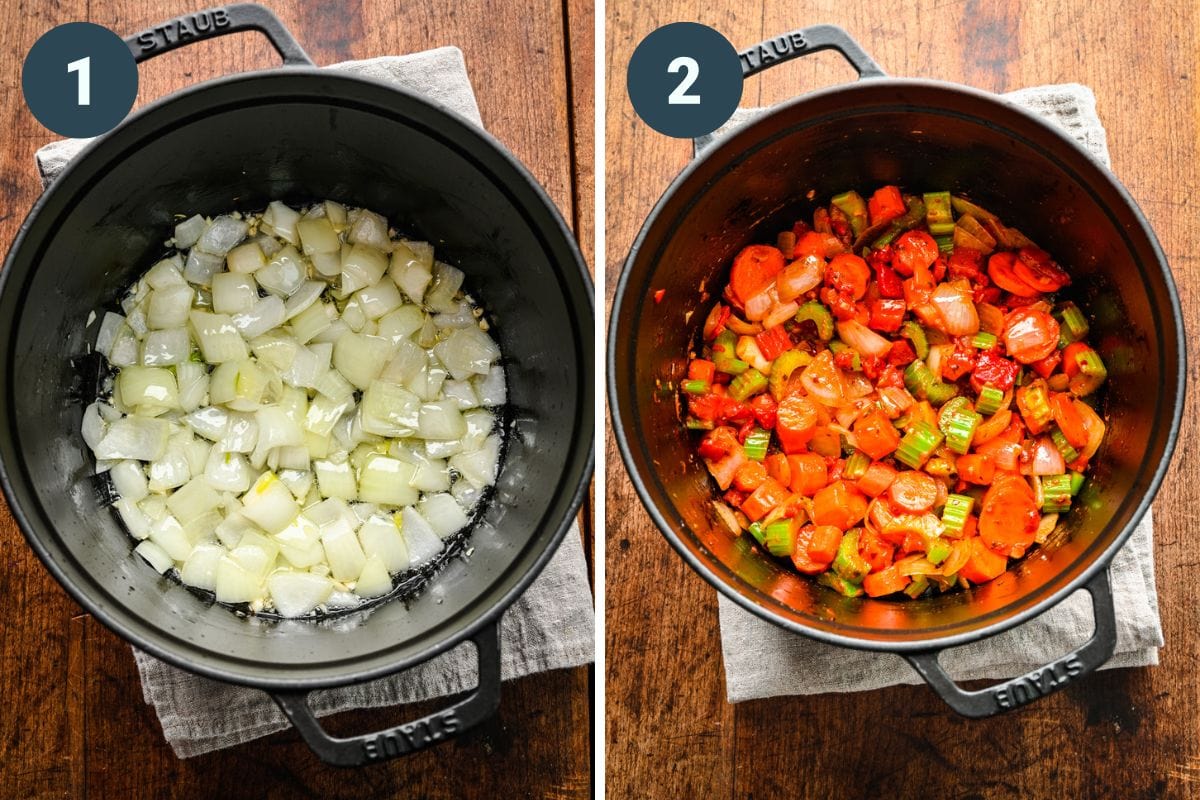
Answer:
82 201 505 617
685 187 1107 599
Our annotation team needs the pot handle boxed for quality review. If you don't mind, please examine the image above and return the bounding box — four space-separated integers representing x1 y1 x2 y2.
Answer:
270 622 502 767
124 3 313 67
694 25 885 154
903 568 1117 718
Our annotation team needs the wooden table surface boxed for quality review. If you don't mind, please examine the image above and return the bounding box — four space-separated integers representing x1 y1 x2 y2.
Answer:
605 1 1199 798
0 2 593 799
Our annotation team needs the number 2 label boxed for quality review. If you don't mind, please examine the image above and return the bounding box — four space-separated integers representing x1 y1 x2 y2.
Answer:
67 56 90 106
667 56 700 105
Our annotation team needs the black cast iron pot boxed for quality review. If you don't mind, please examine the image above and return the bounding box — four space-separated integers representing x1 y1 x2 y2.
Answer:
0 5 593 765
609 24 1183 717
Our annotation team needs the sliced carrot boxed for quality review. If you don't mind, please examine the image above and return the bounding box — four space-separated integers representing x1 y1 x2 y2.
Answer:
978 474 1039 550
764 453 791 487
1050 392 1089 449
863 564 911 597
741 477 790 522
986 252 1039 298
786 453 828 496
868 185 905 226
893 231 939 274
956 453 995 486
959 537 1009 584
732 461 768 493
730 245 785 303
857 461 898 497
775 394 819 453
811 480 869 530
808 426 842 459
826 253 871 300
887 471 939 514
794 231 843 260
852 408 902 460
806 524 843 563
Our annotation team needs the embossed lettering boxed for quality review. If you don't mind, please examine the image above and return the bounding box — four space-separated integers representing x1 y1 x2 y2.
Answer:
359 710 461 761
738 32 809 72
138 9 233 52
991 655 1086 711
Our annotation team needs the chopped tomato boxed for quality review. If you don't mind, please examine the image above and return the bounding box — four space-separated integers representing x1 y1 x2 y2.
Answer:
859 528 895 572
826 253 871 300
730 245 785 304
749 393 778 429
959 537 1008 584
1029 350 1062 380
868 185 906 226
875 264 904 299
812 480 869 530
688 359 716 384
887 339 918 367
987 252 1039 298
1061 341 1091 377
947 247 984 282
869 297 907 332
741 477 790 522
888 471 939 514
1014 247 1071 292
853 409 902 460
755 325 792 361
941 341 977 381
970 350 1020 393
786 453 828 496
893 231 939 275
653 289 665 303
1003 307 1060 364
698 426 740 461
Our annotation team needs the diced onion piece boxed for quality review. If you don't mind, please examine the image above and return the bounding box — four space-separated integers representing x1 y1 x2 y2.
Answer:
425 262 465 313
174 214 207 249
358 454 419 506
296 217 340 255
347 209 391 252
241 471 300 533
220 413 260 453
109 324 140 366
442 379 479 410
148 515 192 561
212 271 258 314
262 201 300 244
185 406 230 441
180 543 225 590
176 362 208 413
332 333 394 390
418 493 469 539
141 328 191 366
94 416 169 461
357 514 410 573
190 310 248 363
225 241 266 274
390 244 433 303
836 319 893 359
377 305 425 343
110 459 148 502
116 497 153 540
360 381 421 437
379 339 425 385
232 296 286 340
96 311 126 357
290 301 334 343
148 285 195 329
268 571 334 617
418 401 466 440
273 514 326 568
82 402 108 450
321 519 367 581
341 243 390 293
407 362 448 401
135 540 175 574
450 433 501 489
357 281 404 320
284 281 325 321
256 245 307 297
214 554 265 603
930 281 980 336
196 215 248 256
355 555 392 598
147 442 190 491
400 507 443 565
474 365 507 407
205 448 253 493
167 477 222 524
433 327 500 380
117 366 179 415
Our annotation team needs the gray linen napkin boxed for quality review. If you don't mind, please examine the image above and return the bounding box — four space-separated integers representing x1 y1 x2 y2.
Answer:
712 83 1163 702
37 47 595 757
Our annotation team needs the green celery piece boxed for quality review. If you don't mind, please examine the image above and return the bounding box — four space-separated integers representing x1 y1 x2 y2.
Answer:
818 570 864 598
831 191 869 237
713 330 748 375
768 349 813 401
923 191 955 235
828 340 861 371
729 368 767 402
901 321 929 359
795 301 834 341
832 530 870 583
903 575 930 599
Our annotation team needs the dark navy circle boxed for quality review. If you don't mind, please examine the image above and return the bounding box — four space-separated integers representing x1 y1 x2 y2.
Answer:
627 22 743 139
22 22 138 138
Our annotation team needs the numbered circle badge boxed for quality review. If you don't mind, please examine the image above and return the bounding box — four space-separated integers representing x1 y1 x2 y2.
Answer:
22 22 138 138
627 22 742 139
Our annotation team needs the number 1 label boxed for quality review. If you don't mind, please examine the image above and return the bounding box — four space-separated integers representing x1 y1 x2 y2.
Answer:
67 56 90 106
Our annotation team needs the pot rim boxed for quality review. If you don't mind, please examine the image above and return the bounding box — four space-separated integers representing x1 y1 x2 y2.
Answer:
1 66 595 690
608 76 1185 653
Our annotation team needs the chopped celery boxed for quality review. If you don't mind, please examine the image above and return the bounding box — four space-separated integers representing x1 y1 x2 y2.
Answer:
940 408 981 454
1016 380 1053 431
1055 302 1089 345
747 522 766 545
926 537 953 564
904 575 930 599
901 320 929 359
713 330 748 375
729 368 767 401
828 340 861 371
763 519 798 557
685 417 714 431
904 360 957 406
743 428 770 461
1067 347 1107 397
1069 471 1085 496
795 301 834 341
682 379 709 395
970 331 998 349
976 385 1005 415
832 530 870 583
923 191 955 235
873 225 901 248
934 234 955 254
941 494 974 535
831 191 869 237
818 571 864 598
1041 474 1073 513
843 450 870 481
895 421 944 469
1050 427 1080 463
768 349 813 401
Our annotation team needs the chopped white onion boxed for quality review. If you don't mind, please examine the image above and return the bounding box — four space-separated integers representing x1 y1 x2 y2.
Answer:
418 493 468 538
174 214 207 249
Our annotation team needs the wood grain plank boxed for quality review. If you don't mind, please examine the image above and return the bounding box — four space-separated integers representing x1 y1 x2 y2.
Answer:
0 1 591 798
605 0 1200 797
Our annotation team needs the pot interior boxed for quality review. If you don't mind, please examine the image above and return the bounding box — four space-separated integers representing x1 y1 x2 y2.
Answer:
0 70 592 687
612 81 1181 648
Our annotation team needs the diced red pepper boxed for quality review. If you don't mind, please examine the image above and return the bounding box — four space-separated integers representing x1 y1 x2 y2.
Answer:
722 399 754 426
875 264 904 299
698 427 740 460
755 325 792 361
931 255 948 282
875 364 905 389
974 285 1002 305
653 289 666 303
1030 350 1062 380
834 350 858 372
868 185 906 226
724 488 748 507
689 393 724 422
941 342 977 382
868 298 907 333
971 350 1020 392
688 359 716 384
887 340 918 367
948 247 984 281
861 355 884 381
749 393 778 429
